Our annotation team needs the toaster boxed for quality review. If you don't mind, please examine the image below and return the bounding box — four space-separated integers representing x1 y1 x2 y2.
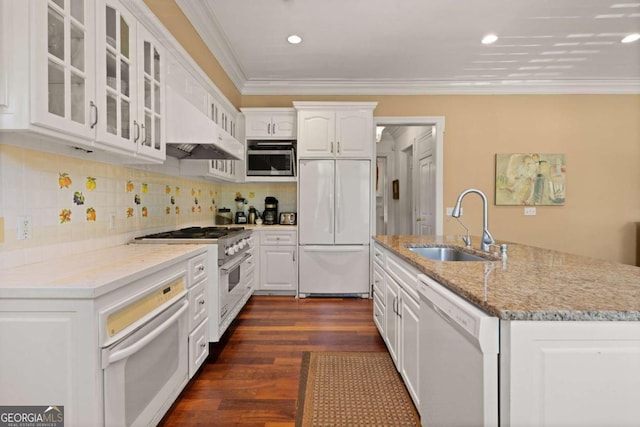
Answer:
279 212 297 225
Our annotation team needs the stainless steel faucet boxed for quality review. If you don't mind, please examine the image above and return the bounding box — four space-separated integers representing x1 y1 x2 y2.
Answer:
452 188 495 252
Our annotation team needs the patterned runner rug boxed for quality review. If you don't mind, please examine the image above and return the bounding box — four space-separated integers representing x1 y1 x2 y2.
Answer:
296 351 421 427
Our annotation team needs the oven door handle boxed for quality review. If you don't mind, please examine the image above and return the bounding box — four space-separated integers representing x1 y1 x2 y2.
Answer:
220 253 252 273
105 299 189 366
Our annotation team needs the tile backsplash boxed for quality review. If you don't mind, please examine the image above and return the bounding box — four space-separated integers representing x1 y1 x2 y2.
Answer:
0 143 297 269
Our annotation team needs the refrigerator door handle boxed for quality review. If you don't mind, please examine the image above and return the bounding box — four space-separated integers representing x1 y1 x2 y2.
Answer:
329 181 334 236
335 165 341 236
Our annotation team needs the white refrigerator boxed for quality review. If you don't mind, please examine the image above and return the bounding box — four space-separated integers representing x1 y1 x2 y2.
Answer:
298 159 371 296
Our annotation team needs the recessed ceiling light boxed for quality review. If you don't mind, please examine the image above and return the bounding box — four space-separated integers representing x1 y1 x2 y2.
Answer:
287 35 302 44
482 34 498 44
621 33 640 43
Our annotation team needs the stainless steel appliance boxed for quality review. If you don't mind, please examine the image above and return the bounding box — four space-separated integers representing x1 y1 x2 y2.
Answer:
263 197 278 225
246 141 296 176
135 227 255 342
101 269 189 427
279 212 297 225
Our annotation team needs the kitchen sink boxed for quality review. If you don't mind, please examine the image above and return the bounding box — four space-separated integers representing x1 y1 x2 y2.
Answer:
407 246 492 262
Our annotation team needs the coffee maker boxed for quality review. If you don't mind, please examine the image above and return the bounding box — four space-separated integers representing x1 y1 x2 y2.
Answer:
263 197 278 225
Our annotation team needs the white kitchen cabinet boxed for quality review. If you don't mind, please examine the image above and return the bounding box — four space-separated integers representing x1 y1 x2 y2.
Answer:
501 321 640 427
31 0 97 142
180 158 241 182
95 0 165 161
373 262 386 335
399 286 420 406
258 229 298 293
1 0 165 162
0 247 206 427
376 242 421 408
242 108 296 139
294 102 376 159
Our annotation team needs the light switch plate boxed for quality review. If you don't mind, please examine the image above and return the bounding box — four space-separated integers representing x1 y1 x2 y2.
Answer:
524 207 537 216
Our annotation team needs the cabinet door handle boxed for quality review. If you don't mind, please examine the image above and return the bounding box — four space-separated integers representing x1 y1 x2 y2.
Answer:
331 141 334 153
90 101 98 129
397 298 402 318
140 123 146 145
273 123 276 134
293 250 296 262
337 141 341 154
133 120 140 142
267 123 271 135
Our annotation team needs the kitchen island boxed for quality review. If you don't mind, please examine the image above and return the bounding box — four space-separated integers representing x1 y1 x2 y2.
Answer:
373 235 640 427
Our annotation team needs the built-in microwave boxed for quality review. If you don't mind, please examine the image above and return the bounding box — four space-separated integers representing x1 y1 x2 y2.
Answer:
246 141 296 176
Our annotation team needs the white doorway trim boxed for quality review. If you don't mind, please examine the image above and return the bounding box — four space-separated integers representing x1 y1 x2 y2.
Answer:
374 116 445 235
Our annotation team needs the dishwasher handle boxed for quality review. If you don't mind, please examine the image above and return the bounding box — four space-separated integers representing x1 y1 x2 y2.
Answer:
104 299 189 367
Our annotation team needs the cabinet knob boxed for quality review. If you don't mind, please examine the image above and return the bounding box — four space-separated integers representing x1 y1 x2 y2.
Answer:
199 299 205 305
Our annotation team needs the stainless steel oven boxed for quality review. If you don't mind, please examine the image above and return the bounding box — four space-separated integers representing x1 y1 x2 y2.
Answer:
219 249 255 323
246 141 296 176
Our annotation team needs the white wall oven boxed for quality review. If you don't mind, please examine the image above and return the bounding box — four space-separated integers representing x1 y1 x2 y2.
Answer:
100 270 189 427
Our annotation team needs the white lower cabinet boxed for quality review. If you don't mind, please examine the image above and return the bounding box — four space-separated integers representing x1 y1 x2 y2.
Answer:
255 229 298 294
501 321 640 427
376 242 421 408
399 287 420 406
0 251 206 426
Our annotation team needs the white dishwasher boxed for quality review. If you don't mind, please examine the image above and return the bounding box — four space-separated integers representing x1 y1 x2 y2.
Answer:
417 274 499 427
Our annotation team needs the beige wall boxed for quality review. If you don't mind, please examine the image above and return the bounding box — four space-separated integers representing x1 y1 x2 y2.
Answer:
145 2 640 265
243 94 640 265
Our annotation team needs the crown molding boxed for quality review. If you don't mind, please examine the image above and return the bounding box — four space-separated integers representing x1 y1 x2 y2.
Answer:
241 79 640 95
175 0 247 92
173 2 640 96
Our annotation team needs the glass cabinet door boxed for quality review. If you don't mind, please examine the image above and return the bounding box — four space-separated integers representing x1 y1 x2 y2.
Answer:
137 26 165 160
32 0 96 140
96 2 136 151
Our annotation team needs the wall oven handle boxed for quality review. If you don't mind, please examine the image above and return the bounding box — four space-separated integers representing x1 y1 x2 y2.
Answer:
105 299 189 366
220 252 252 273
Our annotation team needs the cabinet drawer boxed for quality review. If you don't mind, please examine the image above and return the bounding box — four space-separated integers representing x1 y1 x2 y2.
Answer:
188 319 209 378
373 292 385 336
374 244 386 266
188 253 208 286
373 263 385 298
188 279 207 332
260 230 297 245
387 252 420 301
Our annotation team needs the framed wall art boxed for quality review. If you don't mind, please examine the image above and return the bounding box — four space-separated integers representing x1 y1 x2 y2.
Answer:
495 153 566 206
392 179 399 200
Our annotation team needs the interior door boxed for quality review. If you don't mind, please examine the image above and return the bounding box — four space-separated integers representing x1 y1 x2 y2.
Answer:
335 160 371 244
416 154 436 235
299 159 334 245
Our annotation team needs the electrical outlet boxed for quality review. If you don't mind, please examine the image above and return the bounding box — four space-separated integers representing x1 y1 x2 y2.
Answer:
17 215 32 240
524 207 537 216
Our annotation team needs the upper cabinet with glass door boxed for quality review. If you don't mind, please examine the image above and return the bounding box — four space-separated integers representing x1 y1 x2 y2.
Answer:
31 0 97 143
95 1 165 162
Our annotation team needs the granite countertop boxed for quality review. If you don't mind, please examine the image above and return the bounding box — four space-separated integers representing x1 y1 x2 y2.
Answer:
0 244 208 299
374 235 640 321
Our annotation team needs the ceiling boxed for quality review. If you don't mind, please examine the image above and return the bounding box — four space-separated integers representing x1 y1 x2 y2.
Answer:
175 0 640 95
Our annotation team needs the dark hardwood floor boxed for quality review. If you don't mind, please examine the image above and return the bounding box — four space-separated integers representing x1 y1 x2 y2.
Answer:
159 296 387 427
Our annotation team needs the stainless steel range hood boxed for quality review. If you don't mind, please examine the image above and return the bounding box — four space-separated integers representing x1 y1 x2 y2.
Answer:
165 86 243 160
